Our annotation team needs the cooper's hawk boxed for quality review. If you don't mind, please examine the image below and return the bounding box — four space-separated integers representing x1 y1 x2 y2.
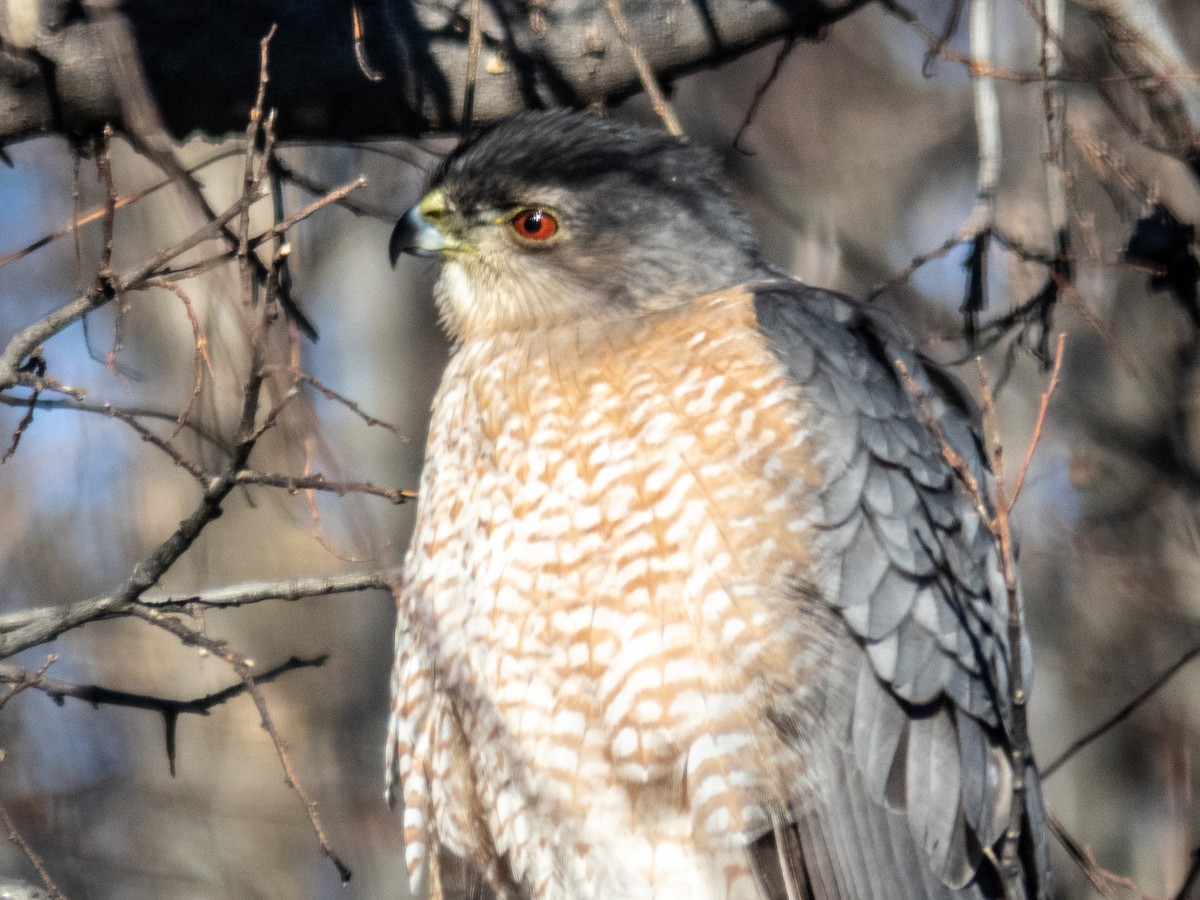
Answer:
385 110 1050 900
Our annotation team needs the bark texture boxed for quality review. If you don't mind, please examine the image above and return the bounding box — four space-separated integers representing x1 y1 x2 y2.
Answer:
0 0 868 143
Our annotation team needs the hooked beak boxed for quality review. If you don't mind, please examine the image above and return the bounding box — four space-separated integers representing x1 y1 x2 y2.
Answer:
389 188 464 266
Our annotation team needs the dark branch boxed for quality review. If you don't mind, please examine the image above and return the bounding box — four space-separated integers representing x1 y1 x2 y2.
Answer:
0 0 871 143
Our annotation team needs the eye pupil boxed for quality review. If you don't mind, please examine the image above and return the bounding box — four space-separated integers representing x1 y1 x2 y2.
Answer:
512 209 557 241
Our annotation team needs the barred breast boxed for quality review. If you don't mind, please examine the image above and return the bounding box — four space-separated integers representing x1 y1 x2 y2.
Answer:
389 288 845 900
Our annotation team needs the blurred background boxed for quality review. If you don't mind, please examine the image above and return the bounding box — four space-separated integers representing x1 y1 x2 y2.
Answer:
1 0 1198 897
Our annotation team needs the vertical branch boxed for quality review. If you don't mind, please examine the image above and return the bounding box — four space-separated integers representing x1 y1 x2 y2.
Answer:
461 0 483 139
962 0 1000 344
977 335 1066 897
975 359 1028 900
239 26 276 306
968 0 1000 231
1039 0 1068 244
95 125 116 277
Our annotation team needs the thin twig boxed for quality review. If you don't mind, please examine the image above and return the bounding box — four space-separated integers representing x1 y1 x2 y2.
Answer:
1008 332 1066 508
603 0 683 136
0 655 327 776
132 176 368 284
0 150 245 271
0 655 323 716
893 359 995 527
233 470 416 504
105 403 210 485
1043 639 1200 778
129 604 352 882
0 653 57 709
0 395 226 450
0 573 391 658
0 186 265 393
732 36 797 154
270 156 398 221
239 26 276 305
263 367 409 441
0 802 67 900
1049 810 1164 899
974 357 1031 900
140 279 214 433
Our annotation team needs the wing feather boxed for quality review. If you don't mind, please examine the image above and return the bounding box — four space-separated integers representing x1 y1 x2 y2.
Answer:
750 281 1050 899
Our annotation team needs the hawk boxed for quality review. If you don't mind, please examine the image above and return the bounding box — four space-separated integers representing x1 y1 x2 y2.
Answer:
385 110 1050 900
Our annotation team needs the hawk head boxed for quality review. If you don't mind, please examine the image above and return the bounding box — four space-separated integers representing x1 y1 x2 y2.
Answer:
391 110 763 339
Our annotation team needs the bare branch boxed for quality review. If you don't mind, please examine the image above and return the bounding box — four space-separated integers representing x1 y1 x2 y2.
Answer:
0 802 67 900
232 470 416 504
1042 639 1200 778
128 604 352 882
0 0 870 143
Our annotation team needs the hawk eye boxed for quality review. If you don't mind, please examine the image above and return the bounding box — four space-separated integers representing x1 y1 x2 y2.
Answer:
510 208 558 241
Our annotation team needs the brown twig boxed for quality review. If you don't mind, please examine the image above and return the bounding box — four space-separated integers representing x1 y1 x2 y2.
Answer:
1008 332 1066 509
247 177 368 250
973 356 1031 896
897 348 1065 897
137 573 393 612
141 279 214 433
137 176 368 284
0 150 244 271
603 0 683 136
0 184 265 393
96 125 116 276
129 603 352 881
271 155 399 221
263 368 409 441
104 405 210 485
0 573 391 658
893 359 994 527
239 26 276 305
1048 811 1154 899
0 801 67 900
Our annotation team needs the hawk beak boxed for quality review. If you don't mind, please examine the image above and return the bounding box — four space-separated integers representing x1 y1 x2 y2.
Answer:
389 189 462 266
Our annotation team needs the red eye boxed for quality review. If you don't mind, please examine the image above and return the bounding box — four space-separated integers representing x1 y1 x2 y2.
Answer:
510 208 558 241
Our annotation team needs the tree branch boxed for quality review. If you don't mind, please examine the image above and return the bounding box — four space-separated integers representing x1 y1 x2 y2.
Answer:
0 0 870 143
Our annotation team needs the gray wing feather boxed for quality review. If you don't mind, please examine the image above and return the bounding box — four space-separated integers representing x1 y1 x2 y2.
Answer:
751 281 1050 899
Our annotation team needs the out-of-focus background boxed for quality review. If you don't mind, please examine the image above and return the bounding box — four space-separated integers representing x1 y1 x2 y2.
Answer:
0 0 1198 897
